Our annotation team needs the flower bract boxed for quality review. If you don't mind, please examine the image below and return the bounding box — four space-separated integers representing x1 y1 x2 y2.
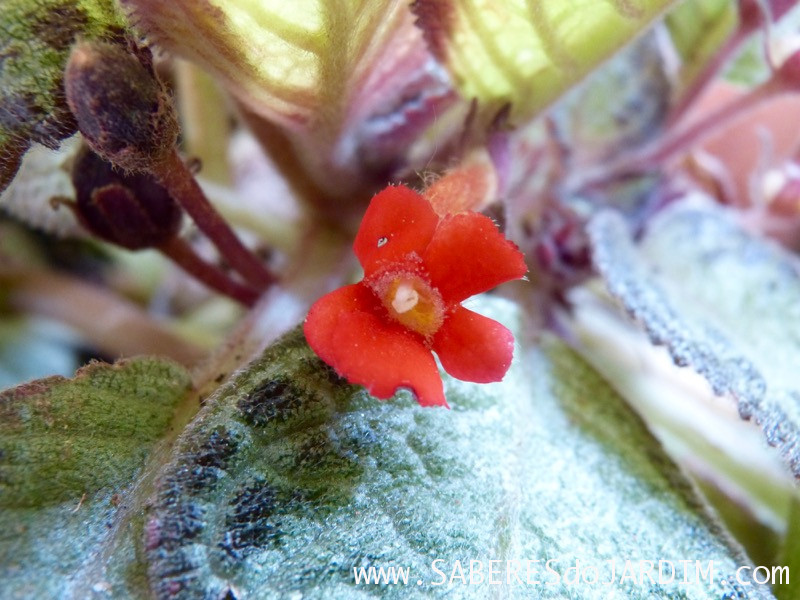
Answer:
304 184 527 407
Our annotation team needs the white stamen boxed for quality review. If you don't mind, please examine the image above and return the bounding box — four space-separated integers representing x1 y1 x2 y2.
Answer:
391 282 419 314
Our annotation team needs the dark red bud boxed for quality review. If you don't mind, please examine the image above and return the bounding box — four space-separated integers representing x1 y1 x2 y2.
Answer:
71 147 183 249
64 40 178 172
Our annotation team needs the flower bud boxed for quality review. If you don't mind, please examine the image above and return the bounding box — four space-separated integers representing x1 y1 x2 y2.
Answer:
64 40 178 172
71 146 182 249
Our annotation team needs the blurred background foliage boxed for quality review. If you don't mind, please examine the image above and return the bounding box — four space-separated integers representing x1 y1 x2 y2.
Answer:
2 0 800 597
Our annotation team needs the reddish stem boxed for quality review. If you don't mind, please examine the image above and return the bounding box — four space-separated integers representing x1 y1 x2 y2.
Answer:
575 77 789 191
154 149 274 290
666 26 752 128
159 236 259 306
639 78 782 167
666 0 788 128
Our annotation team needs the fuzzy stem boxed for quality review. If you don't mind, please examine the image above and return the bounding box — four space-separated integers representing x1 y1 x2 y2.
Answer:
159 237 259 306
154 149 274 290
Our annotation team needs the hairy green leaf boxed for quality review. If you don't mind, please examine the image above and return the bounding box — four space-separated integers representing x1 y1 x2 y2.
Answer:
143 297 768 599
567 286 794 566
412 0 678 127
0 0 128 192
0 356 191 598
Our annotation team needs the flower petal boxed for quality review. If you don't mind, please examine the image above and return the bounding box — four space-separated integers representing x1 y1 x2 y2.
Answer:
423 151 497 216
304 283 447 407
422 212 527 303
432 306 514 383
353 185 439 277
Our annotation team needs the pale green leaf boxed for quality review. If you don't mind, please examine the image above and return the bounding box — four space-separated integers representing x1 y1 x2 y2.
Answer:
588 199 800 480
121 0 431 128
0 357 192 598
142 297 768 599
412 0 679 126
567 286 794 565
775 495 800 600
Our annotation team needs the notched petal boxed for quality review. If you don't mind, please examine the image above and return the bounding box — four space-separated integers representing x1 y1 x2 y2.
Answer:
304 284 380 358
423 212 526 303
353 185 439 276
304 283 447 407
433 306 514 383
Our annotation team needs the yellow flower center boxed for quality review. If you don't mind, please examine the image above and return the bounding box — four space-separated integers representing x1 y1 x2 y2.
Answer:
370 272 445 338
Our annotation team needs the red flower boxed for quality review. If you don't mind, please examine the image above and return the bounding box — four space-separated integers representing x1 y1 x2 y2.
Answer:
304 184 527 407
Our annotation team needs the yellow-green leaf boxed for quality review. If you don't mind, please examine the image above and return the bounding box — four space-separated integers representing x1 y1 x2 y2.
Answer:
121 0 455 200
122 0 439 132
413 0 679 125
664 0 737 95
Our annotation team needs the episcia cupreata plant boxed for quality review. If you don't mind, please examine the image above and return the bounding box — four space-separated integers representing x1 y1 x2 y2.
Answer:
1 0 800 598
